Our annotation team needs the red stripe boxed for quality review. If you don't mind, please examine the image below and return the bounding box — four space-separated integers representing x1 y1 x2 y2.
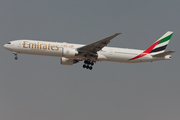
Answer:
129 40 161 60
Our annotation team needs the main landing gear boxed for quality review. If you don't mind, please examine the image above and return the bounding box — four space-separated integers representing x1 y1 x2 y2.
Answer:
13 52 18 60
83 60 95 70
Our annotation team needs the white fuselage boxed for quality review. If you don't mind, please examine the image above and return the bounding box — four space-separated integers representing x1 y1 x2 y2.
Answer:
4 40 169 63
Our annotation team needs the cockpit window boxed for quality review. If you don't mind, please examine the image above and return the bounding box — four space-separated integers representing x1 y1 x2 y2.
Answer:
8 42 11 44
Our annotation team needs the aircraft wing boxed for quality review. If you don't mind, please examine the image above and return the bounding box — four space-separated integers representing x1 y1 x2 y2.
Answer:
77 33 121 54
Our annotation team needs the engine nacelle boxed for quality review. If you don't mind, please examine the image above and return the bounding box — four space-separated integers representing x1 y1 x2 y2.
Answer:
61 57 78 65
63 48 78 57
97 53 107 60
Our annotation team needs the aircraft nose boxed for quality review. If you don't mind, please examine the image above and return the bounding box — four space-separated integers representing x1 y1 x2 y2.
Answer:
4 44 7 49
4 44 9 50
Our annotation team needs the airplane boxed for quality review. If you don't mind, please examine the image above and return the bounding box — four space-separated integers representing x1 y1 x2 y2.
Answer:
4 31 175 70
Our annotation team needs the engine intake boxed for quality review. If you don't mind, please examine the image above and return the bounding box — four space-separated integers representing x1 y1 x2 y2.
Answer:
61 57 78 65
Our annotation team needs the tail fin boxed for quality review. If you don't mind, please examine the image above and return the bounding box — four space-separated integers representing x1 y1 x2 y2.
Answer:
149 31 173 55
129 31 174 61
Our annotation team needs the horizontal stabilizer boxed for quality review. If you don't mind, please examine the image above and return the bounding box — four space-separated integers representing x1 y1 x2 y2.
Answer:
152 50 175 57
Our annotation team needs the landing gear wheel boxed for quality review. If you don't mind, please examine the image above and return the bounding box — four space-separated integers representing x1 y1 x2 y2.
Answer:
83 64 86 68
84 60 87 64
89 66 93 70
86 65 89 69
83 60 95 70
13 53 18 60
90 62 94 66
15 56 18 60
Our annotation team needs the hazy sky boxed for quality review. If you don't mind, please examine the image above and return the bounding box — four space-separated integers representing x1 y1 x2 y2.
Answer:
0 0 180 120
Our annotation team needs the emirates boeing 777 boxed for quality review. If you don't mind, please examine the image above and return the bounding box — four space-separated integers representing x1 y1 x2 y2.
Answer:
4 31 175 70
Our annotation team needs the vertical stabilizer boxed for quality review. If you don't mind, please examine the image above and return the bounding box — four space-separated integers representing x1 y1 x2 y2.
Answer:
129 31 173 60
150 31 173 55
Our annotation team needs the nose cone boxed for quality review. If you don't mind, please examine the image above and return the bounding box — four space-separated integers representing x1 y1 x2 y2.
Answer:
4 44 8 49
4 44 11 50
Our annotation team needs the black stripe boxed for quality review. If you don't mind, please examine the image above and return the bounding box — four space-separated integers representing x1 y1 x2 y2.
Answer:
150 45 167 53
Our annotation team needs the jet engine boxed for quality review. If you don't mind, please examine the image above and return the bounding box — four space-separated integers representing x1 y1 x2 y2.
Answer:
61 57 79 65
63 48 78 57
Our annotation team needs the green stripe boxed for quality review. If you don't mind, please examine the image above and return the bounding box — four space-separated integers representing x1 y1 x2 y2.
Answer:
158 33 173 44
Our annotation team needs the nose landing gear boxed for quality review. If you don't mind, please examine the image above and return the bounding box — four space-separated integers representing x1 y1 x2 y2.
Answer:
13 52 18 60
83 60 94 70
